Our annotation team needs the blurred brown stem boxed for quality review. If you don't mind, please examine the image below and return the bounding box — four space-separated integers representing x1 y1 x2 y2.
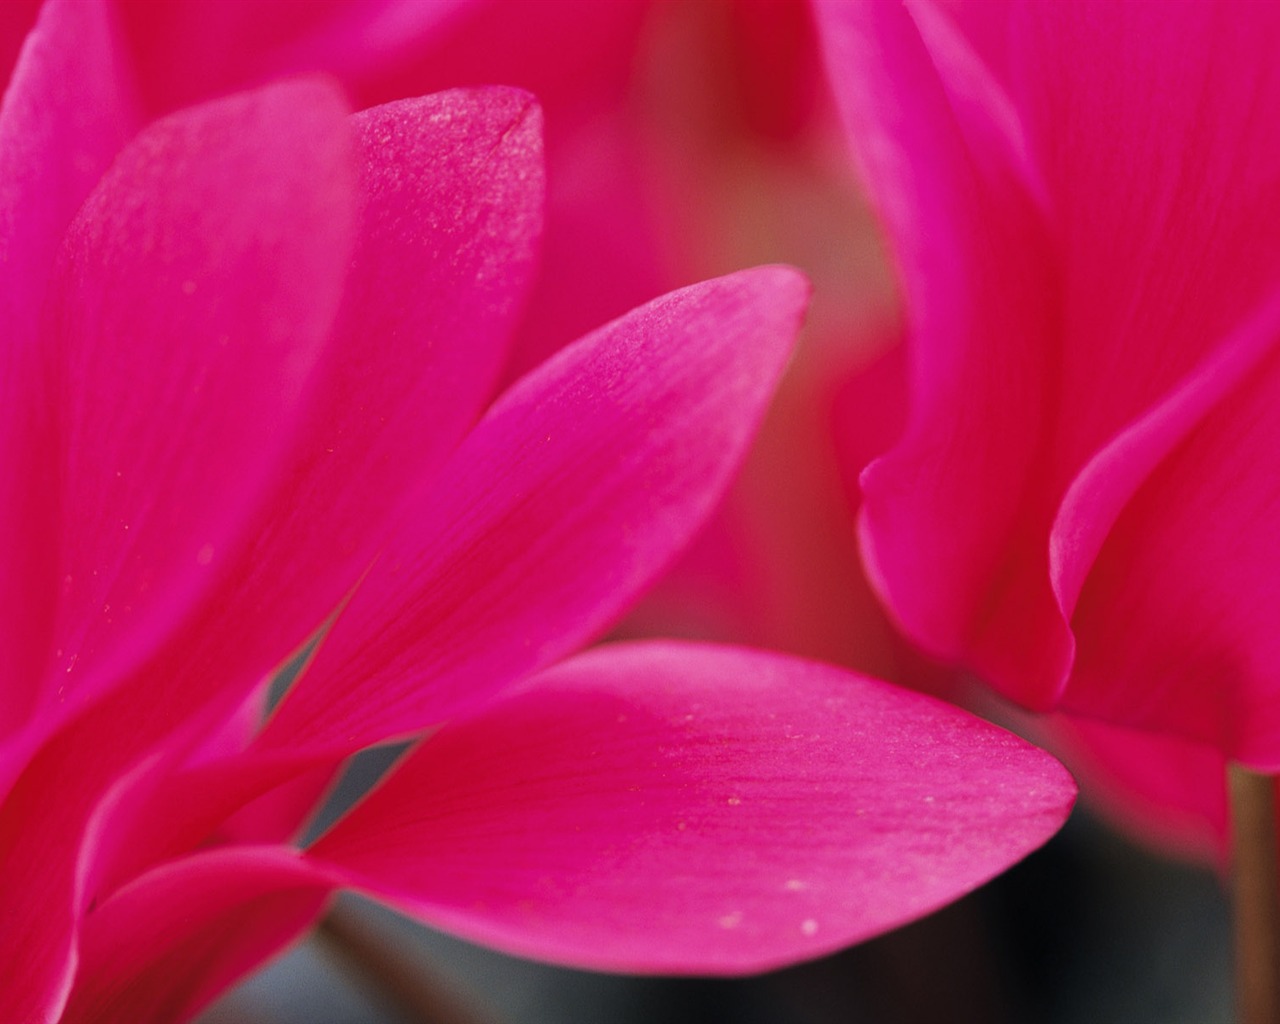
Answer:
317 903 497 1024
1230 764 1280 1024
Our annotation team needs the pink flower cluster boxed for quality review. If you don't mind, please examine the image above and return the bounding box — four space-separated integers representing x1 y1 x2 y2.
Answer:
0 2 1076 1021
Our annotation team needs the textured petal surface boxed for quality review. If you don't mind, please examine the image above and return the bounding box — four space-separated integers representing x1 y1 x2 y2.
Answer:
119 87 546 755
311 641 1075 974
11 86 548 932
260 268 810 754
63 848 331 1024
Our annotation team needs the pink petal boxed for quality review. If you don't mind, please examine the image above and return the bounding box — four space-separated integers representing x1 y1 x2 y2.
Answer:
499 113 674 385
1060 290 1280 765
62 847 331 1024
814 0 1063 707
0 0 40 87
260 268 810 754
1033 713 1227 865
0 81 358 1021
11 86 547 921
128 87 545 750
38 79 358 732
311 641 1075 975
0 0 137 742
819 1 1280 727
115 0 462 115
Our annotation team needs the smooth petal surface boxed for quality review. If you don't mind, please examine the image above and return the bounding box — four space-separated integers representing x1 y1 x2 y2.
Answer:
1064 291 1280 764
814 0 1062 707
311 641 1075 974
40 78 357 727
120 88 545 753
260 268 810 754
11 85 548 928
1033 714 1227 864
0 0 137 741
116 0 468 114
819 1 1280 748
63 848 331 1024
0 81 359 1023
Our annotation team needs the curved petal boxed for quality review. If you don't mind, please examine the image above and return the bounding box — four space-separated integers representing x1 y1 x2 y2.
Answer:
1063 297 1280 765
311 641 1075 975
0 81 358 1022
1032 713 1227 865
123 87 546 750
814 0 1062 706
0 0 40 88
14 87 548 919
820 0 1280 723
38 78 357 730
0 0 138 742
62 847 331 1024
260 267 810 754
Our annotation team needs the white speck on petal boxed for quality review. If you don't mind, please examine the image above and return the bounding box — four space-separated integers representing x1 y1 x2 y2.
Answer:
718 912 743 929
801 919 819 937
784 879 808 892
197 544 214 566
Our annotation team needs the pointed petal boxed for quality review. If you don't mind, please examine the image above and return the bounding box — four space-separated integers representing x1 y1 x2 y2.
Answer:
63 847 331 1024
261 268 810 754
129 88 545 749
312 642 1074 975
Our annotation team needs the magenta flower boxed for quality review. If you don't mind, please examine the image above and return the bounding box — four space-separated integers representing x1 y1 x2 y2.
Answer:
1 2 1074 1021
815 3 1280 780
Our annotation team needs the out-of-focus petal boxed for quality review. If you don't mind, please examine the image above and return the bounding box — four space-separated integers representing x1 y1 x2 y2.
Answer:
1032 714 1227 865
115 0 458 114
500 113 673 384
311 641 1075 975
0 0 137 743
821 1 1280 737
62 847 331 1024
0 0 40 88
259 268 810 754
1061 291 1280 765
117 0 649 128
814 0 1062 707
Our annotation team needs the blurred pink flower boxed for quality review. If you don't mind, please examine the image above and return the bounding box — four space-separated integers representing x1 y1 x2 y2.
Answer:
814 0 1280 845
1 2 1075 1021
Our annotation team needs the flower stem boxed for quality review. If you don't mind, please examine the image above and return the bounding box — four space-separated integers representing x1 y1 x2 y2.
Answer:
317 903 496 1024
1230 763 1280 1024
